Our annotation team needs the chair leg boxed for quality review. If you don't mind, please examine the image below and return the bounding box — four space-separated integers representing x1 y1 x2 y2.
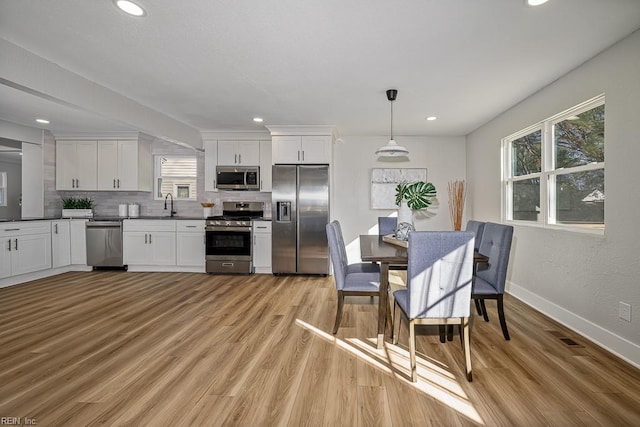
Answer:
333 290 344 334
409 320 417 382
474 298 483 316
480 300 489 322
462 317 472 382
438 325 446 343
497 294 510 340
392 301 400 345
447 325 454 341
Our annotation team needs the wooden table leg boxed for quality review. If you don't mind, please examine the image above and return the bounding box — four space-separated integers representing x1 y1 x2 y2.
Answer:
377 262 389 349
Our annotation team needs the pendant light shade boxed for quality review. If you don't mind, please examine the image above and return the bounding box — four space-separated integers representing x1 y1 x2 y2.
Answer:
376 89 409 157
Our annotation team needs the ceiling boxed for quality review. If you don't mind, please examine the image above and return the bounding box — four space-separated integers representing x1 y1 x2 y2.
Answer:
1 0 640 142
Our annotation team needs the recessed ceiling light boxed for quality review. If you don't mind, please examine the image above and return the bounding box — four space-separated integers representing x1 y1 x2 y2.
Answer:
527 0 549 6
426 116 437 121
253 117 264 123
114 0 146 17
36 118 50 124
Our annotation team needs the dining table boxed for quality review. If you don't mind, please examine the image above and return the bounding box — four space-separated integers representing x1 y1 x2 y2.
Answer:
359 234 489 349
359 234 408 349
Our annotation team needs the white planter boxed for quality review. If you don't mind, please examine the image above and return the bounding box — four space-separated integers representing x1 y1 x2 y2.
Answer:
62 209 93 218
397 201 413 226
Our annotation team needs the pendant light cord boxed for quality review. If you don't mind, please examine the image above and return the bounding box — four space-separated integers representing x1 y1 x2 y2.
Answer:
390 97 394 140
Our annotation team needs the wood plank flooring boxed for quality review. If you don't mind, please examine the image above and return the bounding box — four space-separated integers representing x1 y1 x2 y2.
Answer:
1 271 639 426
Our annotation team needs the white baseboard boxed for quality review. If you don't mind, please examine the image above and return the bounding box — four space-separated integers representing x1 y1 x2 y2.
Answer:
508 281 640 369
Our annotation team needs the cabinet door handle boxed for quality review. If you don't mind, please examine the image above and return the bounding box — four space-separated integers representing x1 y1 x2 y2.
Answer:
14 239 18 251
145 234 148 244
149 234 152 244
55 224 58 234
7 239 11 252
297 150 300 161
117 179 120 188
302 151 305 161
235 154 238 164
257 226 267 229
113 179 116 188
76 178 79 188
186 225 196 228
239 154 242 164
253 235 256 245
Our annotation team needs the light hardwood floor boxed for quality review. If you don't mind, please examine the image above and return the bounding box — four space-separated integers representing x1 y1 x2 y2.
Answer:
1 271 639 426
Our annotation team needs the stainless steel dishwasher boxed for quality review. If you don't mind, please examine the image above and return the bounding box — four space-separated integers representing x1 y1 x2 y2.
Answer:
86 220 125 268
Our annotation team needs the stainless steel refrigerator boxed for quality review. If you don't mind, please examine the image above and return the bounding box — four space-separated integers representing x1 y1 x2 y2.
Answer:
272 164 329 275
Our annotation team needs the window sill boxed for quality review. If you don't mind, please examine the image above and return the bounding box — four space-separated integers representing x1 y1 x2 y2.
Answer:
505 220 605 237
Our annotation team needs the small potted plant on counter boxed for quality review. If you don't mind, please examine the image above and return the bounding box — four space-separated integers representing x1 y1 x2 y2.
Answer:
61 196 95 218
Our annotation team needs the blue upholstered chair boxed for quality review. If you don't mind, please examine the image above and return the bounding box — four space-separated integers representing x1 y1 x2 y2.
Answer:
465 220 485 252
378 216 398 236
392 231 475 382
326 221 381 334
466 220 486 317
472 222 514 340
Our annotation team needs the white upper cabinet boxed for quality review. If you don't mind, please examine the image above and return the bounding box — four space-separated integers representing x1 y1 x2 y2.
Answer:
97 140 151 191
217 140 260 166
204 140 218 192
55 140 98 190
272 135 331 164
259 140 272 192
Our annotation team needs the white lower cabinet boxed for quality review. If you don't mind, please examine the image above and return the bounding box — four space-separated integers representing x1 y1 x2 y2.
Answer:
123 220 176 267
0 222 52 279
176 221 205 268
51 220 71 268
253 220 272 274
70 219 88 265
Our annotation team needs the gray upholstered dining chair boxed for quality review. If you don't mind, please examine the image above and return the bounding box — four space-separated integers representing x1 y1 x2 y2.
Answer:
465 220 485 252
392 231 475 382
466 219 486 317
472 222 514 340
378 216 398 236
326 220 381 334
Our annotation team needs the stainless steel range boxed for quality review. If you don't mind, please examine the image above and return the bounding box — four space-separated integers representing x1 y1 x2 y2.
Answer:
205 201 264 274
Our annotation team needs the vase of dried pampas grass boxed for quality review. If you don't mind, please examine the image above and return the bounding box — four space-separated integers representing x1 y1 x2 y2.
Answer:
448 180 466 231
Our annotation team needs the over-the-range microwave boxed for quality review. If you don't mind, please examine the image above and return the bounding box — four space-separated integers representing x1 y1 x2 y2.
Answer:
216 166 260 191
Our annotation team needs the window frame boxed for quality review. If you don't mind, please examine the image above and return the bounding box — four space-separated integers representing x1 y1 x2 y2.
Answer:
153 155 198 201
502 94 605 235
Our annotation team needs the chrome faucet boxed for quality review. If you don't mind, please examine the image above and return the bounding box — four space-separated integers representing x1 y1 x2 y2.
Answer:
164 193 176 217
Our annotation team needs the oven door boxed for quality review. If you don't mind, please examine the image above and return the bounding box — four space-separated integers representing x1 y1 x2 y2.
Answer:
205 226 252 261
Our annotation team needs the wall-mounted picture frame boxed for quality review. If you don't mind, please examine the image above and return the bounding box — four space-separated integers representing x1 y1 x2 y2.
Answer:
371 168 427 209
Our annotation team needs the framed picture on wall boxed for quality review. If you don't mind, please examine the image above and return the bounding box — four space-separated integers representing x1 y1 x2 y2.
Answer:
371 168 427 209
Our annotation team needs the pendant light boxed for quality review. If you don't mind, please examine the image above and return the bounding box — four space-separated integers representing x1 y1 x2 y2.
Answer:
376 89 409 157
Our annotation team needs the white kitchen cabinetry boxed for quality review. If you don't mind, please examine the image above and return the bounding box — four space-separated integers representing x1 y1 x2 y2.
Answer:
176 221 205 269
218 140 260 166
51 220 71 268
123 220 176 267
259 140 272 192
70 219 88 265
252 220 272 274
272 135 331 164
204 140 218 192
55 140 98 190
97 140 151 191
0 222 52 279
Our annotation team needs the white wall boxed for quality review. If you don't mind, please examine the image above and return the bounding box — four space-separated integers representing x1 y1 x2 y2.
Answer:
333 135 466 262
466 30 640 366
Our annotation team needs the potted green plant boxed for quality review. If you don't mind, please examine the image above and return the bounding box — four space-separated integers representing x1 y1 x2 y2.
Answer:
61 196 95 218
395 181 437 225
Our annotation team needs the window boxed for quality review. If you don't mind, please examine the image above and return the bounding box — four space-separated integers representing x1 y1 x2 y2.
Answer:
503 95 605 233
154 156 197 200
